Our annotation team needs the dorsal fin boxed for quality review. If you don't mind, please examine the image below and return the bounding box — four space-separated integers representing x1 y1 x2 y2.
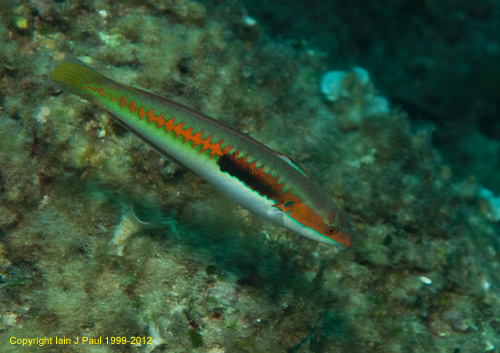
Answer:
276 152 312 179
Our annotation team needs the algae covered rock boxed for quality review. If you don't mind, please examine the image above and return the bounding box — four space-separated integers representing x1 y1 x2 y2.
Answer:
0 0 499 352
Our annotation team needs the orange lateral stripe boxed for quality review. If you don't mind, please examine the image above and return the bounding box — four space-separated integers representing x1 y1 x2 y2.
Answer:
138 107 145 119
145 109 165 128
87 84 106 97
137 113 234 158
83 84 234 159
70 80 235 160
128 101 137 113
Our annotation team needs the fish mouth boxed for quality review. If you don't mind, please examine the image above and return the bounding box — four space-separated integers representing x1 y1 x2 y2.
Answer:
335 231 352 248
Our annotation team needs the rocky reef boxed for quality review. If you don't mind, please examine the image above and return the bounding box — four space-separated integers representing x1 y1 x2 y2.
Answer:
0 0 499 352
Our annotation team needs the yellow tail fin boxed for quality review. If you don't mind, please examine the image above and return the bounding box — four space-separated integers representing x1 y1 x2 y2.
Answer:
49 56 112 101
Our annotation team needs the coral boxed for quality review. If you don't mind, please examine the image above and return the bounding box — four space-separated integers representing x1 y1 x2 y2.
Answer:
320 66 389 123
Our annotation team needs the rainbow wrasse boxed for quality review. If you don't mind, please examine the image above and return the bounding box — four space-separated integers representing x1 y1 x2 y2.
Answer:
49 57 351 248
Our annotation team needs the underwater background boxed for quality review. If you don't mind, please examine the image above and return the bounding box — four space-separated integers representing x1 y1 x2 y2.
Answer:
0 0 499 352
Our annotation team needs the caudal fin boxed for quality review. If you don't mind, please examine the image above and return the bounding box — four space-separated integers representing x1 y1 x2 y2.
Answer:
49 56 113 101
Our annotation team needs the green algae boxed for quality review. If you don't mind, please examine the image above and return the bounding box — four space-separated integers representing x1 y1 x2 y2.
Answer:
188 330 204 348
0 0 499 352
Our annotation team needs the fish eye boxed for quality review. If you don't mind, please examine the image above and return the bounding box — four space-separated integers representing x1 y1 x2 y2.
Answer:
284 201 294 208
324 225 338 235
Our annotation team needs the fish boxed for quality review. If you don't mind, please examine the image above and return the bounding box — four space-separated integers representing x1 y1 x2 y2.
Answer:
49 57 352 248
